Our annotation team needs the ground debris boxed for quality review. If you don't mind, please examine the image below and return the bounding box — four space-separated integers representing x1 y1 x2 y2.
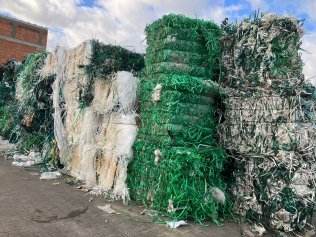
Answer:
97 204 121 215
241 223 266 237
40 171 62 180
12 151 42 167
166 220 187 229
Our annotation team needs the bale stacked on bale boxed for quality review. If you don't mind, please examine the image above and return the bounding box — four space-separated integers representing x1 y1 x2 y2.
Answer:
0 54 57 168
41 40 144 200
220 12 304 91
218 13 316 234
145 14 221 80
78 40 144 107
128 14 231 223
0 60 20 139
14 53 55 153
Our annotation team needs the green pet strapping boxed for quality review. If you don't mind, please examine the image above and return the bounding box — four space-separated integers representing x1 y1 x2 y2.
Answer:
127 14 232 224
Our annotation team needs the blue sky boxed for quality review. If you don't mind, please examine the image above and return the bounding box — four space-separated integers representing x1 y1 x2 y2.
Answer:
225 0 315 32
77 0 95 7
0 0 315 82
74 0 316 32
224 0 315 31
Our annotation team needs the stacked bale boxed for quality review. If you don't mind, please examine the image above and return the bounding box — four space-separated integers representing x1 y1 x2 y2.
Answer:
41 40 144 200
128 14 230 223
218 13 316 234
14 53 55 156
220 12 304 90
0 60 20 139
0 54 57 168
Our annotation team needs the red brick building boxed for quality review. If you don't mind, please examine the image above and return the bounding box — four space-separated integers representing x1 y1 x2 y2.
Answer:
0 14 48 64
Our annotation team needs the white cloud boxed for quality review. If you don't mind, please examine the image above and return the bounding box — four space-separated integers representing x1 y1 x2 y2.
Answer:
0 0 244 52
300 0 316 22
302 32 316 84
245 0 268 11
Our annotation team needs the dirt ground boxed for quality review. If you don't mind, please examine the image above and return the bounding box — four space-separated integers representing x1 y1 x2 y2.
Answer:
0 155 314 237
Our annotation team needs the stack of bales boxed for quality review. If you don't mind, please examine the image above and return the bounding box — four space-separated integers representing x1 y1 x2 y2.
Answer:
219 13 316 234
0 53 57 168
128 14 230 223
41 40 144 200
14 53 55 158
0 60 20 139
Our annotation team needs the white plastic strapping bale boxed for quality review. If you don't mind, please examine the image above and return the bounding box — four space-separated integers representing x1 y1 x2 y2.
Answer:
41 41 139 201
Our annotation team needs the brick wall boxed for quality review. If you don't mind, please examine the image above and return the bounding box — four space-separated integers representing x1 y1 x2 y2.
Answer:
0 15 48 64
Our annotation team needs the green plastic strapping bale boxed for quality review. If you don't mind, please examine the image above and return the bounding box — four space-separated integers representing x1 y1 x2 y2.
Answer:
146 39 206 54
140 74 221 98
145 62 210 78
145 49 206 66
0 60 20 139
137 77 220 147
0 60 20 107
17 53 54 150
138 119 216 146
128 140 232 223
146 26 204 43
138 103 217 146
128 13 231 224
145 14 220 35
140 89 216 106
4 52 58 169
140 111 213 127
140 100 215 118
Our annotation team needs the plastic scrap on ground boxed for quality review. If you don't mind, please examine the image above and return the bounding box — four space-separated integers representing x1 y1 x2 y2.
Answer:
166 220 187 229
0 136 16 152
39 171 62 180
97 204 121 214
12 151 42 167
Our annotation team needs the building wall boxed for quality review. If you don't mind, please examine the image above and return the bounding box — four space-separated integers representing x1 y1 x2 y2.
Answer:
0 15 47 64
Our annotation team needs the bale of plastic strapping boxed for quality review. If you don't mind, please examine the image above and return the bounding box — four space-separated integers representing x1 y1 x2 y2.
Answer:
218 12 316 234
128 14 231 223
41 40 144 201
0 53 56 168
219 86 316 232
13 53 55 155
138 77 221 146
0 60 20 140
220 12 304 91
144 14 222 80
